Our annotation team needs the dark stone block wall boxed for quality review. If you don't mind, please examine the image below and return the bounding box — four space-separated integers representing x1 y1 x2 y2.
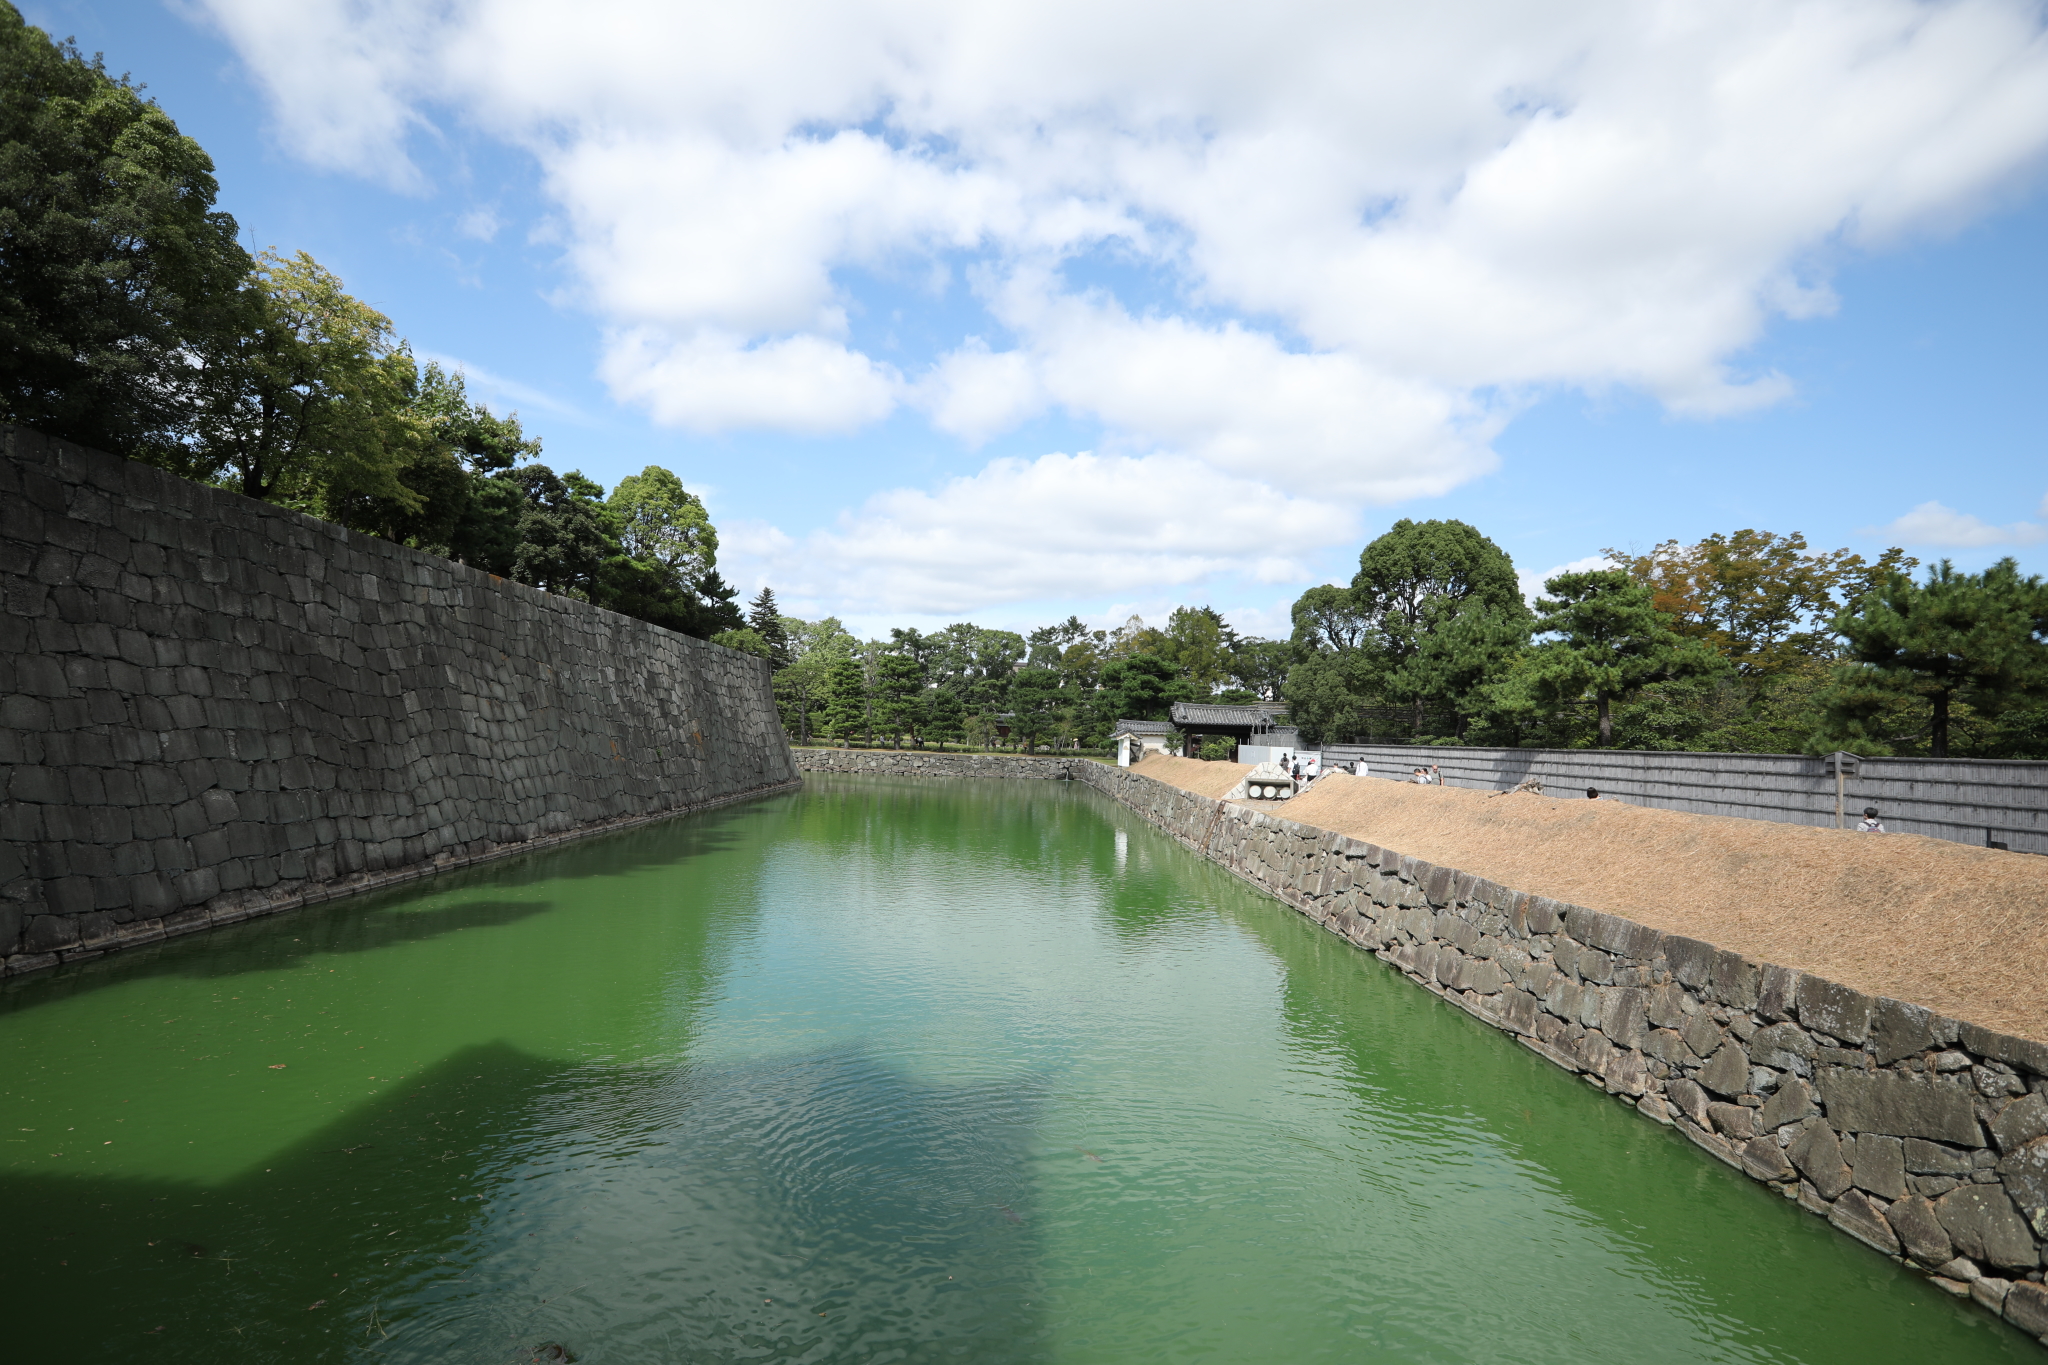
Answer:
0 426 796 975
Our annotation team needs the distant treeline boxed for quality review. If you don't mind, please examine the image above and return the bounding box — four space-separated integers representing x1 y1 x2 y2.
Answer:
751 520 2048 761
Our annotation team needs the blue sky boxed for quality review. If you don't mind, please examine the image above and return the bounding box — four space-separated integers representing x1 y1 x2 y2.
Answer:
26 0 2048 638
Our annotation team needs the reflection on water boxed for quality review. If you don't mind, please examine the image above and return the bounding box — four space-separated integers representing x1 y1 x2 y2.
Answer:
0 774 2034 1362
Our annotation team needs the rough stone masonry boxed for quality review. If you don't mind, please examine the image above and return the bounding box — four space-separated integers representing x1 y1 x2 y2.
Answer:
787 749 2048 1350
0 426 797 975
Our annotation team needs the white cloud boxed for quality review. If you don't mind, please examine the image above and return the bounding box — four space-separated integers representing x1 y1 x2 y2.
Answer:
1521 555 1619 604
196 0 2048 610
725 451 1354 617
598 329 901 434
1873 501 2048 547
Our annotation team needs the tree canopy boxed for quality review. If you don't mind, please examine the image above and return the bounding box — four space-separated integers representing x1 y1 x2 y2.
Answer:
1812 558 2048 757
0 4 250 459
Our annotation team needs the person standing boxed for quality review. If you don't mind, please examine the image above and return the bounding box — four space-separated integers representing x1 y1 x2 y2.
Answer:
1857 806 1887 833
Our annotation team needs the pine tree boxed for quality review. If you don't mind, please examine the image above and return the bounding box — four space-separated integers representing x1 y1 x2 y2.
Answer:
1812 558 2048 757
746 586 790 668
926 686 966 751
822 655 869 745
1519 569 1725 746
876 651 928 747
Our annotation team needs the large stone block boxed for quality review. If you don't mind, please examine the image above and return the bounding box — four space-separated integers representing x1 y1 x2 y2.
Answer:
1827 1189 1900 1257
1758 1077 1818 1130
1796 975 1874 1045
1710 950 1760 1011
1664 935 1718 990
1960 1024 2048 1082
1935 1186 2040 1270
1698 1042 1751 1099
1992 1093 2048 1155
1757 963 1801 1022
1818 1068 1980 1146
1600 987 1649 1050
1852 1134 1906 1201
1870 997 1935 1066
1887 1194 1953 1267
2006 1281 2048 1339
1748 1021 1816 1075
1789 1122 1853 1200
1564 905 1662 962
1999 1136 2048 1217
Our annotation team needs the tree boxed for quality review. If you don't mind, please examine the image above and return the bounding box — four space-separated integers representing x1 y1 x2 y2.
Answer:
1228 638 1296 701
711 627 773 659
1811 558 2048 758
746 587 790 668
1097 654 1191 726
610 466 717 584
502 465 610 598
1518 569 1726 746
775 616 855 744
1607 530 1916 676
875 646 929 748
1158 606 1231 692
823 654 870 745
1387 596 1532 738
327 361 538 553
926 686 965 750
695 569 746 636
187 250 419 511
1009 665 1060 752
1353 518 1523 731
0 7 250 459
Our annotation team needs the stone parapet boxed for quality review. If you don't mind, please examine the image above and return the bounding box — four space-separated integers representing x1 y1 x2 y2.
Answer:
0 425 797 974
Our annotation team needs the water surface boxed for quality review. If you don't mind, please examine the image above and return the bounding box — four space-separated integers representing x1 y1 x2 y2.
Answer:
0 774 2032 1362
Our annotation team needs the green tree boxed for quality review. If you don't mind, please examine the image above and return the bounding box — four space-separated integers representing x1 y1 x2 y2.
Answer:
328 361 539 553
1386 596 1532 738
610 465 717 584
1608 530 1916 677
711 627 773 659
1009 665 1060 752
1096 654 1192 727
926 686 966 750
1282 584 1380 744
823 653 870 745
1227 637 1296 702
695 569 747 636
1158 606 1231 692
188 250 419 510
876 646 929 748
1518 569 1726 746
746 587 790 668
1810 558 2048 758
1353 518 1523 731
775 616 855 744
0 5 250 459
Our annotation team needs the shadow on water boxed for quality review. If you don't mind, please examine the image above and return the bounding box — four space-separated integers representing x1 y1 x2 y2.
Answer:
0 1037 1054 1363
1 790 804 1000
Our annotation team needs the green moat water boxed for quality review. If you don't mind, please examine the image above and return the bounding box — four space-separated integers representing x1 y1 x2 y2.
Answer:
1 774 2035 1363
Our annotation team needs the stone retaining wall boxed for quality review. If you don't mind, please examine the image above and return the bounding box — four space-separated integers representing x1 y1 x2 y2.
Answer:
1 426 798 977
1051 761 2048 1346
794 748 1081 780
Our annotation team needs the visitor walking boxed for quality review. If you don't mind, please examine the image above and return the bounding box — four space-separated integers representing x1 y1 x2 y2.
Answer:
1857 806 1887 833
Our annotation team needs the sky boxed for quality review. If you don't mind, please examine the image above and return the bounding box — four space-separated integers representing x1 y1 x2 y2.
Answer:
24 0 2048 639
